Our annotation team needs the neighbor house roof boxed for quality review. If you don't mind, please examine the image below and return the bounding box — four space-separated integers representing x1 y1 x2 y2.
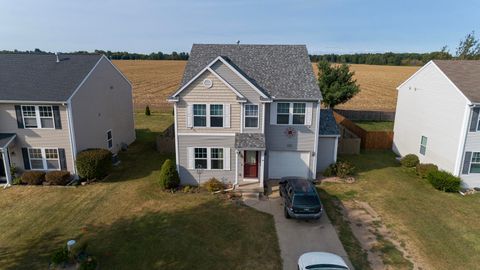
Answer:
180 44 321 100
234 133 266 150
433 60 480 103
0 54 103 102
319 109 340 136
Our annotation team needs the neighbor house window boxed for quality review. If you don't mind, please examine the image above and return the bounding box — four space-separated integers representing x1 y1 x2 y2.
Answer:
28 148 60 170
194 148 208 169
193 104 207 127
22 105 54 128
107 130 113 149
276 103 290 124
210 104 224 127
470 152 480 173
245 104 259 128
420 136 427 155
292 103 306 124
210 148 224 169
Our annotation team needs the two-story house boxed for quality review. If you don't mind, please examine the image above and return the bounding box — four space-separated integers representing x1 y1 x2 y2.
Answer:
393 60 480 188
0 53 135 186
168 44 339 188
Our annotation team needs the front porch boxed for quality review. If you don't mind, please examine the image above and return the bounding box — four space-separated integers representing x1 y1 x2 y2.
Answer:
0 133 16 186
234 133 266 193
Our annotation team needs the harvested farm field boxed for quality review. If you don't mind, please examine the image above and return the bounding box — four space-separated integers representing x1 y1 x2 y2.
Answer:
113 60 419 112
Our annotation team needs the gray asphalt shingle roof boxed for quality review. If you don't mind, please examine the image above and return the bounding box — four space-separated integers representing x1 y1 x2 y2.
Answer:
0 54 103 102
433 60 480 103
0 133 16 149
235 133 266 149
319 109 339 136
181 44 321 100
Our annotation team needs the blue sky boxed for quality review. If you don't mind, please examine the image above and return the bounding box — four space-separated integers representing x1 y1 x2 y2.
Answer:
1 0 479 54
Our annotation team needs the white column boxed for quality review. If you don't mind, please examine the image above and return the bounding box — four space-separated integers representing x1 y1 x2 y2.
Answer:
234 150 239 186
260 150 265 187
2 149 12 186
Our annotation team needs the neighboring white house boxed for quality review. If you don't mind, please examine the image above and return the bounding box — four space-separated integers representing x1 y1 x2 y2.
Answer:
393 60 480 188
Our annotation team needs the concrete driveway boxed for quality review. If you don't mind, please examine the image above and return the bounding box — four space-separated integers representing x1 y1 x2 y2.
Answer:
244 196 353 270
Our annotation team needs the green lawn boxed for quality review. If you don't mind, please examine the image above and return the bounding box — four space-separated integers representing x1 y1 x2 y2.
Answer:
0 112 281 270
353 121 394 131
321 151 480 270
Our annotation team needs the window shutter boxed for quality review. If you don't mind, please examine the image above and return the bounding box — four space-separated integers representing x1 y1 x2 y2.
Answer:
462 151 472 174
22 148 30 170
470 108 480 132
15 105 24 129
186 105 193 128
52 106 62 129
187 147 194 169
223 147 230 170
305 102 313 125
58 148 67 170
270 103 277 125
224 104 230 128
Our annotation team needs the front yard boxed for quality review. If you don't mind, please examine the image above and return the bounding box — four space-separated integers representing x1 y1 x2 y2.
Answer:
0 112 281 269
321 151 480 269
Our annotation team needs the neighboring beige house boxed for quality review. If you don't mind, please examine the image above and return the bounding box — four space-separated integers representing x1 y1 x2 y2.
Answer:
0 53 135 185
393 60 480 188
168 44 339 190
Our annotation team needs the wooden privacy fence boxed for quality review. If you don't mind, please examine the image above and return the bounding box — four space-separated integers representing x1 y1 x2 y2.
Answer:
338 126 361 154
334 109 395 121
333 111 394 150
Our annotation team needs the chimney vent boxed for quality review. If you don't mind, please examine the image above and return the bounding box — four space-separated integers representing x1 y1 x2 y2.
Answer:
55 52 60 63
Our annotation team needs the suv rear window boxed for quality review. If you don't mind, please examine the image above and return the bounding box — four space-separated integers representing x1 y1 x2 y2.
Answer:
293 195 320 206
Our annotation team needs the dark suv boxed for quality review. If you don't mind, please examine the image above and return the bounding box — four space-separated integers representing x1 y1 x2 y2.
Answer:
279 177 323 220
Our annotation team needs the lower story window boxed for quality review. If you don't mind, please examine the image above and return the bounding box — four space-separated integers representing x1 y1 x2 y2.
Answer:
470 152 480 173
194 148 208 169
107 130 113 149
211 148 224 169
29 148 60 170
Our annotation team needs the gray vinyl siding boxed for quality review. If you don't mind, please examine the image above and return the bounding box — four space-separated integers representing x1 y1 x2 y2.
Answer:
0 103 74 173
177 135 236 185
70 57 135 154
317 137 337 172
460 108 480 187
211 61 263 133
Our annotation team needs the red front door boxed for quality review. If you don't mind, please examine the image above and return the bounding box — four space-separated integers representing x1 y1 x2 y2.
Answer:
244 151 258 178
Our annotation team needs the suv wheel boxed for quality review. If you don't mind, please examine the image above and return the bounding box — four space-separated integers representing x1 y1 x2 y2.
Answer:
284 206 291 219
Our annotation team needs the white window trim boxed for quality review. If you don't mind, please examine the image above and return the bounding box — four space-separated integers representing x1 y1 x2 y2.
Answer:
420 136 427 155
21 105 55 129
193 103 224 128
107 129 113 150
476 113 480 131
244 104 259 129
470 152 480 174
275 102 307 126
28 147 60 171
194 147 225 170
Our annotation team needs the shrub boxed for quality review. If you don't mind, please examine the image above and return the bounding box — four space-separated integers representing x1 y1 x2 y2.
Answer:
400 154 419 167
76 149 112 180
159 159 180 189
13 177 22 185
51 245 69 265
145 105 151 116
21 171 45 185
79 256 97 270
182 185 199 193
416 163 438 179
427 170 461 192
202 178 224 192
323 164 336 177
45 171 71 185
336 161 355 178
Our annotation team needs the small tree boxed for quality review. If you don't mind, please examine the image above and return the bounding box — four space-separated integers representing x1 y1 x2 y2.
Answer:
159 159 180 190
145 105 151 116
317 61 360 108
456 31 480 60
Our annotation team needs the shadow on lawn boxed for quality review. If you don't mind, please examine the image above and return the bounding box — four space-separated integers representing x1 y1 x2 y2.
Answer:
102 128 174 183
340 150 400 175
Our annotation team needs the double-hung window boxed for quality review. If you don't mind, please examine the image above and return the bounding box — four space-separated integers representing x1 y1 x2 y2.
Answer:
194 148 208 169
244 104 259 128
107 130 113 149
22 105 54 128
210 104 224 127
419 136 427 155
28 148 60 170
470 152 480 173
276 102 307 125
292 103 306 124
210 148 224 169
277 103 290 124
193 104 207 127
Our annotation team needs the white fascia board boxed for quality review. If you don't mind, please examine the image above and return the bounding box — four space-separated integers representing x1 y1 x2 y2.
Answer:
102 55 133 88
396 61 434 90
0 100 65 104
207 67 245 98
430 61 472 104
66 56 104 103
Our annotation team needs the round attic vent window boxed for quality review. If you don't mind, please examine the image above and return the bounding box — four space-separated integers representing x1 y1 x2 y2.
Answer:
203 79 213 88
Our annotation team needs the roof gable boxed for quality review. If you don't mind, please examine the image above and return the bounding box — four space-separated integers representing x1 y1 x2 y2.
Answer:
179 44 321 100
0 54 103 102
433 60 480 103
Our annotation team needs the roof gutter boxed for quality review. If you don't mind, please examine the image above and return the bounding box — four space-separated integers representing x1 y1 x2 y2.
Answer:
0 100 66 104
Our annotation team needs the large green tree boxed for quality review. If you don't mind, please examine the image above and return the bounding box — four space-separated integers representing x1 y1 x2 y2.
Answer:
317 61 360 108
456 31 480 60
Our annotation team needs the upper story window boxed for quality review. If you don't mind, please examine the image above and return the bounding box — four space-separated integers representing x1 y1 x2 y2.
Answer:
419 136 427 155
276 102 308 125
193 104 207 127
21 105 54 129
245 104 259 128
107 130 113 149
210 104 224 127
28 148 60 170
